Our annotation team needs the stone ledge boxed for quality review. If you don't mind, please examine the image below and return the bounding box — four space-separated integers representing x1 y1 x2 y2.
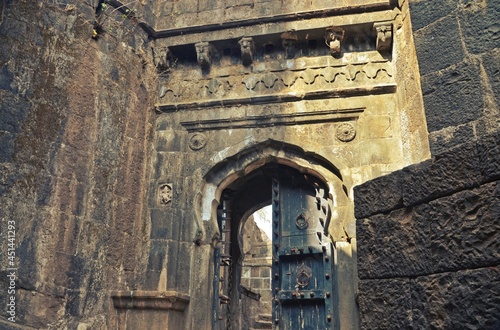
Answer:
111 291 190 311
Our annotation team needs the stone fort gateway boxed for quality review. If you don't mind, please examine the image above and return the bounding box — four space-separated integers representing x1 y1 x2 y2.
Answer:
0 0 498 329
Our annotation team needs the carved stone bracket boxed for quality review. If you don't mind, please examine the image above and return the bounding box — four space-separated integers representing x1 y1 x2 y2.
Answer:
153 46 175 72
195 42 216 69
281 30 299 59
239 37 255 66
324 27 345 57
373 23 393 53
111 291 190 311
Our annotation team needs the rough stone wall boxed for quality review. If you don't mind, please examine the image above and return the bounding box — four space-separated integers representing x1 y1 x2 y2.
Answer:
355 133 499 329
0 1 156 328
355 1 500 326
410 0 499 155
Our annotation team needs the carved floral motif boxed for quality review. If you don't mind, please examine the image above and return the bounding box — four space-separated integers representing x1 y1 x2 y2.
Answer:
189 133 207 150
336 123 356 142
158 184 173 205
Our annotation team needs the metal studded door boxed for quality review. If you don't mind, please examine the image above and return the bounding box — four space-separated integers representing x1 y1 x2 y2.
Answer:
271 172 337 329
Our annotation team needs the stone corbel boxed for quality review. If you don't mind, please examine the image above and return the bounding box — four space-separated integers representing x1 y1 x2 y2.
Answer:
153 46 175 72
324 27 344 57
195 42 216 69
373 23 393 53
238 37 255 66
281 30 299 59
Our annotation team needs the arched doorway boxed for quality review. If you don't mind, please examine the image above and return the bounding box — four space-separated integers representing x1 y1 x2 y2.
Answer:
212 163 339 329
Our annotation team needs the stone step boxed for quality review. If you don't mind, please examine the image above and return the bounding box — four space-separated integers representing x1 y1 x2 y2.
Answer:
257 314 272 322
253 314 273 329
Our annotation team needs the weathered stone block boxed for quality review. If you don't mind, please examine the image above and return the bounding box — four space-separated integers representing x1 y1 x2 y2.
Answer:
357 206 431 278
411 267 500 329
458 2 500 55
477 131 500 182
414 15 465 75
421 59 484 132
358 277 412 330
147 239 167 271
166 240 180 288
482 49 500 108
425 181 499 271
150 208 172 239
409 0 456 31
402 142 481 207
172 242 193 292
428 123 475 155
354 169 404 219
358 182 499 279
358 267 500 330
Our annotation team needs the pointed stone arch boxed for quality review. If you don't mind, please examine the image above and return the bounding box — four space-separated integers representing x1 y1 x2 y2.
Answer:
193 139 350 244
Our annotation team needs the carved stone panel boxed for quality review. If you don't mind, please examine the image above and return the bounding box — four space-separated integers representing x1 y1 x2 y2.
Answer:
158 183 173 206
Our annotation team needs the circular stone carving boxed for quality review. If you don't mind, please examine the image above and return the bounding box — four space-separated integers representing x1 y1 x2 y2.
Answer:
189 133 207 150
336 123 356 142
295 212 309 230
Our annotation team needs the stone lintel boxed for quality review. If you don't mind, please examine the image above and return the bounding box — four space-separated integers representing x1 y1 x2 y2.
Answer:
180 108 364 132
156 84 396 113
111 290 190 311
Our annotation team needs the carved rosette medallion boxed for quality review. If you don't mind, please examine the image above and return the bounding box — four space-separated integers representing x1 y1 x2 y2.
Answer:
158 184 173 206
336 123 356 142
189 133 207 150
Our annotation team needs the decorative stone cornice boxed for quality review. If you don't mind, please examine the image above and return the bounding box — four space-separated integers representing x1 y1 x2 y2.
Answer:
156 60 395 112
111 291 190 311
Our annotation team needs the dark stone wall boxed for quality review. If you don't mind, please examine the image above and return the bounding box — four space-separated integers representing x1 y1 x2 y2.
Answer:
409 0 499 155
355 133 500 329
0 1 156 328
355 2 500 328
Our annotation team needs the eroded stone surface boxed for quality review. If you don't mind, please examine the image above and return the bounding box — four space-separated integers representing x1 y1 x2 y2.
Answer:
359 267 500 330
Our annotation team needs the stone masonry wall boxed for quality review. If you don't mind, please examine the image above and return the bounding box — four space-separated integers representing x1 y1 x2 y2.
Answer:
355 1 499 328
409 0 499 155
355 132 500 329
0 1 156 329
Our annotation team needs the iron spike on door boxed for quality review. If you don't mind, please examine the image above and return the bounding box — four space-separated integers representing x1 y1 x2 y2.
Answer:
272 171 338 329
